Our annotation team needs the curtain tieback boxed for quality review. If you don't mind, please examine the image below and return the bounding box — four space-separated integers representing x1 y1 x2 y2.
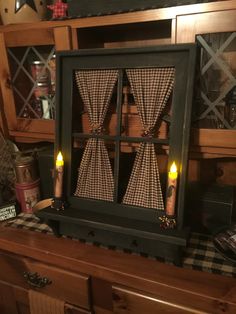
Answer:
142 127 154 138
90 123 104 135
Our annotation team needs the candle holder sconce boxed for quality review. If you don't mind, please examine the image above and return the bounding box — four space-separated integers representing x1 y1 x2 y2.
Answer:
159 215 176 229
51 197 66 211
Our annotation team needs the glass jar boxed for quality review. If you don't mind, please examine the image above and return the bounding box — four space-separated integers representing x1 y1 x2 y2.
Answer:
31 61 50 83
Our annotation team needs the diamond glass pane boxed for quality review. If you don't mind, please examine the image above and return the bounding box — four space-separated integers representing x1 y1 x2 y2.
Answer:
7 45 56 120
194 32 236 129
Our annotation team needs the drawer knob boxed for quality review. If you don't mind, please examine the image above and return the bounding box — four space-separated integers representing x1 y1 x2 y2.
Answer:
23 271 52 288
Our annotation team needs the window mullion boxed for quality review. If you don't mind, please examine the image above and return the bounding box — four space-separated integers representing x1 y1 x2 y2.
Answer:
113 69 123 203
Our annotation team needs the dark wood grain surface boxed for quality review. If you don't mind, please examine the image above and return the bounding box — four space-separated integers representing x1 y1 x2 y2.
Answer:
0 224 235 313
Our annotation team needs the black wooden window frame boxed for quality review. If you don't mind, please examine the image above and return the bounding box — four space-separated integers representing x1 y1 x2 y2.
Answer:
56 45 196 230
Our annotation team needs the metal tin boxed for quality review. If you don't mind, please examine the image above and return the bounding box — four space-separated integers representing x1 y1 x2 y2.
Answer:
14 156 38 184
15 179 41 213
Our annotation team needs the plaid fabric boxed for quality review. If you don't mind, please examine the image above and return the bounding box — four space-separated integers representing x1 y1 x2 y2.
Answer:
3 213 52 234
47 1 68 19
183 233 236 277
74 70 118 201
123 142 164 209
123 68 175 210
4 213 236 277
75 138 114 201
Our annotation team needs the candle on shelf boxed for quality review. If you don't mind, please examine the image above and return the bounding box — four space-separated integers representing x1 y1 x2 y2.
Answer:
54 151 64 198
165 161 178 217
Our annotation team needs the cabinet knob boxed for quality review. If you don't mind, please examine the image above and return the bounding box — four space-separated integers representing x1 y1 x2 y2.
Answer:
217 301 228 312
5 77 12 89
216 167 224 178
23 271 52 288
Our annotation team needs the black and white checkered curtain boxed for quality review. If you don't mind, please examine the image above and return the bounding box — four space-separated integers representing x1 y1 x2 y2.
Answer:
123 68 175 210
74 70 118 201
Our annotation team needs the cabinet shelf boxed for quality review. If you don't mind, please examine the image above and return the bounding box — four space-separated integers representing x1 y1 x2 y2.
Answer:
0 0 235 156
77 19 172 49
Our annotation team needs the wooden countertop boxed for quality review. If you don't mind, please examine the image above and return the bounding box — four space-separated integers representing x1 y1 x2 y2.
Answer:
0 223 235 312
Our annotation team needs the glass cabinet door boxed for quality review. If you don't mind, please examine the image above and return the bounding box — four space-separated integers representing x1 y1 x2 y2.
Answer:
195 32 236 130
8 45 56 121
0 26 71 142
176 9 236 155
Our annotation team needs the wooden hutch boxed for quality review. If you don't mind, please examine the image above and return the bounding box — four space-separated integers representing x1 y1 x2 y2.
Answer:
0 1 235 313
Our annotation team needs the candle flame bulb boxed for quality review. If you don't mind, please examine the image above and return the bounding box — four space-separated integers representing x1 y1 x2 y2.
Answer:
56 151 64 167
169 162 178 180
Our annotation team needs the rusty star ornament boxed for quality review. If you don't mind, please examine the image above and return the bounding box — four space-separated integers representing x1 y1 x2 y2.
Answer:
15 0 37 13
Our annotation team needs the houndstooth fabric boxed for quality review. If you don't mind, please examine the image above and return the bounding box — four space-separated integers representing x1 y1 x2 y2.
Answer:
74 70 118 201
123 68 175 210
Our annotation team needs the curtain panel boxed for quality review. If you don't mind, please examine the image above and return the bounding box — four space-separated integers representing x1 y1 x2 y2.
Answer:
74 70 118 201
123 68 175 210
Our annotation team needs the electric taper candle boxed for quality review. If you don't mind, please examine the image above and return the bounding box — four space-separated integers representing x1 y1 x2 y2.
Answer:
165 162 178 216
54 151 64 198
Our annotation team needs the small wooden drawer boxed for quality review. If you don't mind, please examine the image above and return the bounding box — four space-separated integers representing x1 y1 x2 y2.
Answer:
65 303 92 314
0 251 91 310
112 285 207 314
